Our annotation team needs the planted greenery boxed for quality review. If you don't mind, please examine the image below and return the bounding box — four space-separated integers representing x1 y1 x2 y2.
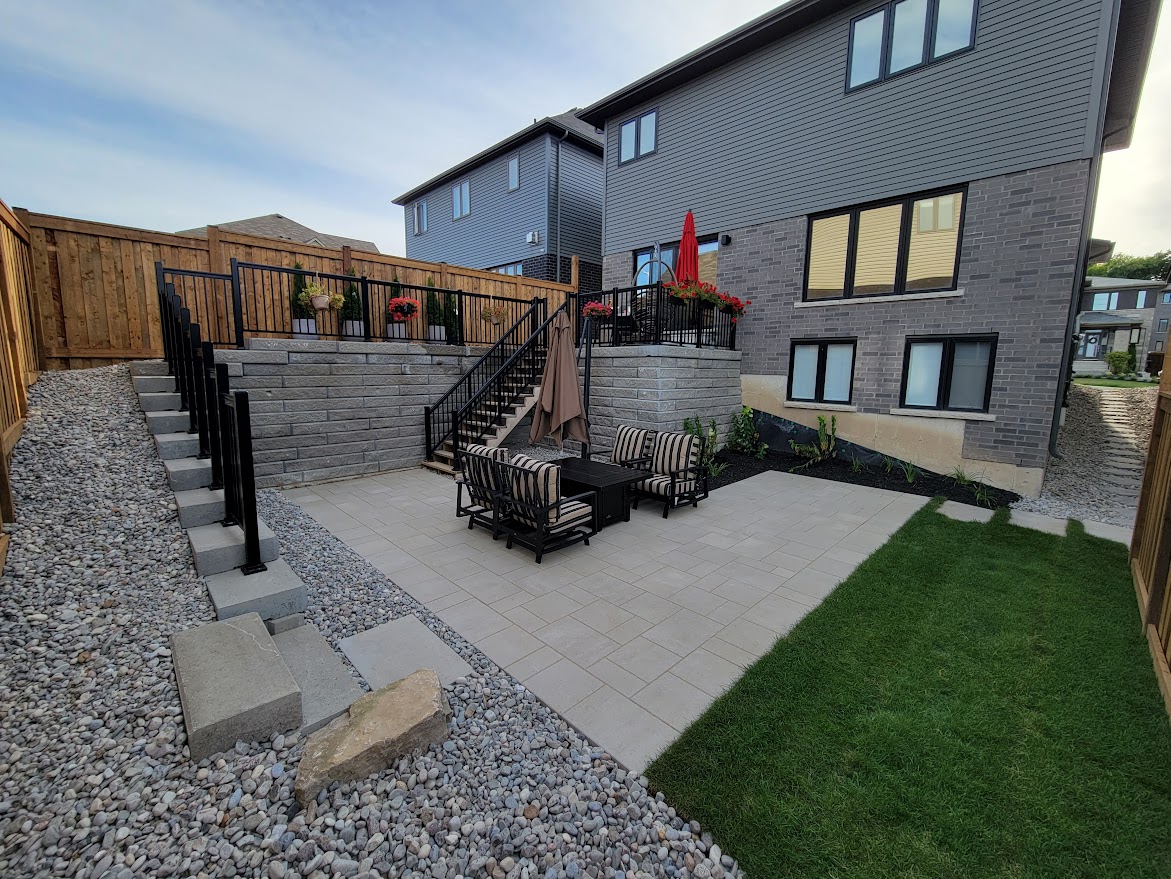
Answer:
290 262 312 320
789 415 837 472
683 415 726 478
726 406 767 459
339 267 362 323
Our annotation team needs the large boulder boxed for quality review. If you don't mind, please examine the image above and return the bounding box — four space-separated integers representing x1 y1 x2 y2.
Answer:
294 668 451 805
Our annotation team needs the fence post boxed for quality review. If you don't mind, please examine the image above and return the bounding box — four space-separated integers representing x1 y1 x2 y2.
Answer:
361 277 372 342
229 257 245 349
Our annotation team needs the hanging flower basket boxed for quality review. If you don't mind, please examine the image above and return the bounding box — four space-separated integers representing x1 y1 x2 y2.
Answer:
717 293 751 323
582 301 614 319
299 280 343 312
665 280 721 308
481 303 508 325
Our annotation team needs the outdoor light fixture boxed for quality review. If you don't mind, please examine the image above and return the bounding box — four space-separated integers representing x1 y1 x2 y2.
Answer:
719 234 732 246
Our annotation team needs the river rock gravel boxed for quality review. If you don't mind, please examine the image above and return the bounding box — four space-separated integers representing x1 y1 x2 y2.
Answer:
0 364 743 879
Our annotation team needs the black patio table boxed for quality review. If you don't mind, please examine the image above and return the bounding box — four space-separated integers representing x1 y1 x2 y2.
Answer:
555 457 644 531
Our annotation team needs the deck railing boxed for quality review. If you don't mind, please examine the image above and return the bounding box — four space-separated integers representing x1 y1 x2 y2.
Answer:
569 283 738 350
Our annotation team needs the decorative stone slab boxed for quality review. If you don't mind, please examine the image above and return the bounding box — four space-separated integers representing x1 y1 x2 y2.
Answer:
134 375 176 394
139 391 181 412
273 623 364 734
130 359 168 377
165 457 213 491
339 616 471 689
155 431 200 461
1082 520 1133 545
188 520 279 576
171 612 302 762
294 668 451 805
204 558 308 621
266 613 306 635
937 500 995 523
1008 509 1068 537
144 411 190 435
175 487 226 528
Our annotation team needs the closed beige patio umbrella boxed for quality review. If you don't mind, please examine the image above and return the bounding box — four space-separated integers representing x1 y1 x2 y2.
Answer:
529 311 589 448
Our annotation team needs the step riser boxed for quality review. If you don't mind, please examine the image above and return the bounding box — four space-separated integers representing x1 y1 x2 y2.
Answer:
204 559 308 622
175 488 226 528
166 459 213 492
130 360 169 377
139 392 182 412
189 522 281 577
156 433 201 461
134 375 176 394
145 411 191 435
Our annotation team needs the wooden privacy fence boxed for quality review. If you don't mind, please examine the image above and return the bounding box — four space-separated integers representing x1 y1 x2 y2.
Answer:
18 210 579 369
1131 362 1171 723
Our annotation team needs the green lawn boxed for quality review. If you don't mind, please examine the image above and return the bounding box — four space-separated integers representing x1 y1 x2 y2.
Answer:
1073 376 1157 388
648 504 1171 878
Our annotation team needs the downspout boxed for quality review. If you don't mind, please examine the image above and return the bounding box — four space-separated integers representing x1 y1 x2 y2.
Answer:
555 129 569 284
1048 0 1120 459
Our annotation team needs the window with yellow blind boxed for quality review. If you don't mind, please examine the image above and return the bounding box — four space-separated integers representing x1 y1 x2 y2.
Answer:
803 187 965 301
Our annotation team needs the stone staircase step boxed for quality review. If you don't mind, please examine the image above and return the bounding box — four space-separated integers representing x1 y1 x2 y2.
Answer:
145 410 191 435
273 622 363 735
171 612 302 761
175 487 226 528
421 460 457 478
339 615 471 689
155 431 200 461
134 375 176 394
188 519 280 576
165 457 213 491
204 558 308 621
130 360 169 377
139 391 182 412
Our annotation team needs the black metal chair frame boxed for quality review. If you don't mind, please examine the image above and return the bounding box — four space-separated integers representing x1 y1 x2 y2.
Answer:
629 434 710 519
493 459 597 564
455 451 507 539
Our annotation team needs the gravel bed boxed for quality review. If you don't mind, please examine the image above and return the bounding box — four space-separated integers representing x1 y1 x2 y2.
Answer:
1 365 742 879
1011 384 1155 527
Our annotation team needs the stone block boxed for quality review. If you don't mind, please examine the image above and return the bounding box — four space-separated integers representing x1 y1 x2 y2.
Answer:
134 375 176 393
130 359 168 377
266 613 306 635
155 431 200 461
175 487 226 528
339 616 471 689
171 613 302 762
250 338 339 352
204 558 308 621
273 623 363 734
213 349 290 364
294 669 451 805
139 391 182 412
165 457 213 491
187 519 280 576
145 410 191 435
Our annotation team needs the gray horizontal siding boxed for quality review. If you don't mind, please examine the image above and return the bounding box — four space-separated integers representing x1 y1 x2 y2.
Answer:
601 0 1108 254
549 141 604 266
403 135 549 268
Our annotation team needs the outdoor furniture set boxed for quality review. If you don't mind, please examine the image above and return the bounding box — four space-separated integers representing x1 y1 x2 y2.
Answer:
455 426 709 563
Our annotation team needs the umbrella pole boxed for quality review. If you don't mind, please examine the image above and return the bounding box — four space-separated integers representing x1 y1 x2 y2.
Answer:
580 317 593 460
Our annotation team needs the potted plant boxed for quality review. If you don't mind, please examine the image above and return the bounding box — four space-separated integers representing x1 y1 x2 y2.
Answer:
717 293 751 323
582 300 614 342
339 268 364 340
386 296 419 339
481 302 508 325
290 263 317 339
424 277 446 342
665 280 721 308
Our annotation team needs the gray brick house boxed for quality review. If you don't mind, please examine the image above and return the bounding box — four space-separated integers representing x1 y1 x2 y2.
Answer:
1073 275 1162 374
393 112 603 291
577 0 1160 496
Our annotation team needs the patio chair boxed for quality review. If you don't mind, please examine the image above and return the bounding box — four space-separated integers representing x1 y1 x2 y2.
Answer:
630 430 709 519
454 444 509 537
499 454 596 563
595 424 655 467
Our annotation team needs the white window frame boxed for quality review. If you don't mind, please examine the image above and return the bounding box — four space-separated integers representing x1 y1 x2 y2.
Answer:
452 179 470 220
413 201 427 235
508 155 520 191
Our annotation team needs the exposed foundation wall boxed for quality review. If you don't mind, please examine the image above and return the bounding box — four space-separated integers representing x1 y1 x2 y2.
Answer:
216 339 481 488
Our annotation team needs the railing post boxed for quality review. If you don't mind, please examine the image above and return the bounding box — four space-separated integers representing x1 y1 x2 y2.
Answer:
185 318 202 433
361 277 372 342
452 410 461 470
219 388 240 527
190 323 209 448
232 391 267 574
695 298 704 349
206 352 225 489
229 257 245 349
424 405 433 461
178 305 192 413
155 262 171 369
655 282 665 346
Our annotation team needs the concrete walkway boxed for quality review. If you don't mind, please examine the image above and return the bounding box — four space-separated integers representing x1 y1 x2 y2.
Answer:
286 468 927 773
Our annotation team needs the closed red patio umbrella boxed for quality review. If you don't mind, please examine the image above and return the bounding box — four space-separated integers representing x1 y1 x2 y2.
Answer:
675 211 699 284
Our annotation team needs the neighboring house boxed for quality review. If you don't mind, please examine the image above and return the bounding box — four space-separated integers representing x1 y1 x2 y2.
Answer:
1148 269 1171 362
578 0 1160 497
1073 275 1160 374
179 214 379 253
393 112 604 291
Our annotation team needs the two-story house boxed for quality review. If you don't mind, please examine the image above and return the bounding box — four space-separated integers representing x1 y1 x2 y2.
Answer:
578 0 1160 496
393 112 604 291
1074 275 1162 373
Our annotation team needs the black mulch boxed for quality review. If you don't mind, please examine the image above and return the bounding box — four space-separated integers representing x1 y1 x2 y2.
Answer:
708 447 1020 508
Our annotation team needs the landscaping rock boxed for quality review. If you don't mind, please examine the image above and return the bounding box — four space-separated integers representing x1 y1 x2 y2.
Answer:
295 668 451 805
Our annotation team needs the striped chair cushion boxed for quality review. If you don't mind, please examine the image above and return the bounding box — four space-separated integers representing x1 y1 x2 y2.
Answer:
650 431 698 477
507 454 561 526
635 474 697 497
458 447 504 507
465 443 509 462
547 500 593 534
611 425 651 465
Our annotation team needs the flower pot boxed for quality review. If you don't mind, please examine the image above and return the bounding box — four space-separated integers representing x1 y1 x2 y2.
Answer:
386 322 406 340
310 294 330 310
342 320 365 341
427 324 447 343
292 318 318 340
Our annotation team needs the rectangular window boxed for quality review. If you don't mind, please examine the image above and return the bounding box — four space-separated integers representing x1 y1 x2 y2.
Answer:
1164 292 1171 305
1136 290 1147 308
901 335 996 412
619 109 657 163
1131 328 1142 345
413 201 427 235
848 0 976 90
1159 318 1168 333
804 187 965 301
697 238 719 286
634 244 677 285
1091 291 1119 311
789 340 857 404
491 262 523 276
1158 341 1165 353
452 180 470 219
508 156 519 191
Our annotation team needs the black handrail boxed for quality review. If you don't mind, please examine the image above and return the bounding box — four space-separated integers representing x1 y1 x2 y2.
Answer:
219 388 267 574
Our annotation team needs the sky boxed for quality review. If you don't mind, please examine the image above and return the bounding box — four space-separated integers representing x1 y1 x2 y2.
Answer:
0 0 1167 257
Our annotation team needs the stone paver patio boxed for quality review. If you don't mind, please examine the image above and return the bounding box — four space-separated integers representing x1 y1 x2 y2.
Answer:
286 467 928 772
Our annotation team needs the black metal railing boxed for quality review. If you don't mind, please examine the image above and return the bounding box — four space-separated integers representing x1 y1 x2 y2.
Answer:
160 266 237 347
424 298 547 462
569 282 737 350
219 387 267 574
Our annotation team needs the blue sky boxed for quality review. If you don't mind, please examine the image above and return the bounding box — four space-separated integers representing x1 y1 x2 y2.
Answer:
0 1 1167 256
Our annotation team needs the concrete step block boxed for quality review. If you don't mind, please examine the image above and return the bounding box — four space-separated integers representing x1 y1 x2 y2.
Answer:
171 612 302 762
204 558 308 621
130 360 169 377
266 613 306 635
140 391 182 412
134 375 176 393
175 487 225 528
188 519 280 576
339 615 471 689
273 623 363 735
145 410 191 435
165 457 213 491
156 431 200 461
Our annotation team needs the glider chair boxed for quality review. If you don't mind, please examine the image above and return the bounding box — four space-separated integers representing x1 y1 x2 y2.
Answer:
595 424 656 468
454 444 510 537
499 454 596 563
630 431 709 519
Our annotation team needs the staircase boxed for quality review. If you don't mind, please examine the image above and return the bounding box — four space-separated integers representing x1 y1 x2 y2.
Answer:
423 381 541 476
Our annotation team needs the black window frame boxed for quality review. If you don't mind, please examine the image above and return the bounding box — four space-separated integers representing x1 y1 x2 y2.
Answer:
413 200 427 235
507 155 520 192
787 338 858 405
618 109 658 165
1163 292 1171 305
1159 318 1169 334
452 179 470 220
899 333 997 413
803 185 967 302
846 0 979 93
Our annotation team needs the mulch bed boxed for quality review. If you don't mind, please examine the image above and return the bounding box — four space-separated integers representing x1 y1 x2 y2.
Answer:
709 447 1020 508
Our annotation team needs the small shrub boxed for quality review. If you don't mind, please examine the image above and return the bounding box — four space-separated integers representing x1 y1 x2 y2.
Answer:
709 460 729 478
972 482 992 508
850 457 865 474
789 415 838 472
951 466 971 486
339 267 362 322
900 460 920 484
726 406 768 459
683 415 721 477
290 262 312 319
882 454 896 474
1106 350 1131 376
425 276 444 326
